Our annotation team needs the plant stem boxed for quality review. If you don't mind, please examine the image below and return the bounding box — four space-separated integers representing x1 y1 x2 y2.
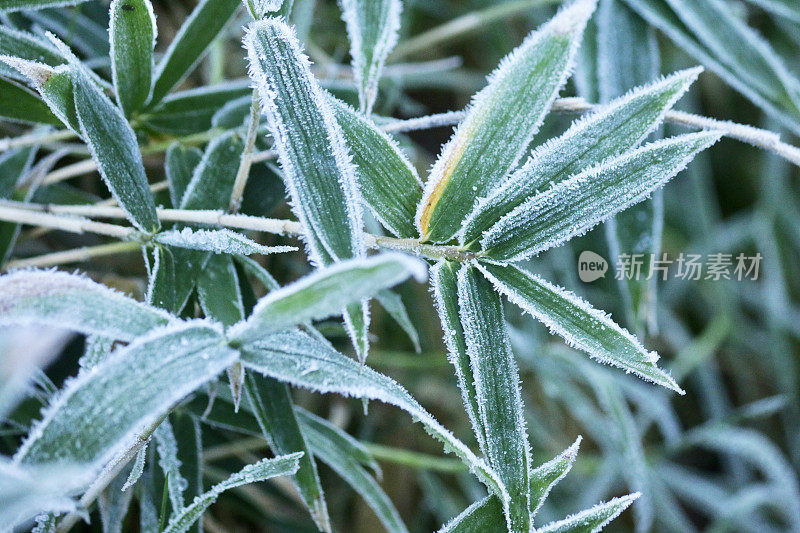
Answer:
362 442 467 473
5 241 142 269
229 93 262 212
0 129 77 152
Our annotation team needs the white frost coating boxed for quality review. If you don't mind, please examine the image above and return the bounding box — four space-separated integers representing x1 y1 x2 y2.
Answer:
244 18 365 267
120 443 148 492
475 263 685 394
460 67 702 243
153 420 188 512
414 0 596 238
0 459 84 528
239 330 509 505
0 56 55 87
482 131 723 261
340 0 403 115
0 0 88 12
0 269 172 341
109 0 158 114
537 492 640 533
530 436 581 516
155 227 296 256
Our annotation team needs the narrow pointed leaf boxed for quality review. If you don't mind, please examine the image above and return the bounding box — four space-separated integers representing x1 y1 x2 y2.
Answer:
180 131 244 211
477 262 683 393
15 322 237 483
150 0 241 105
73 68 160 232
537 493 640 532
340 0 402 114
0 58 79 132
0 0 89 12
430 261 486 453
0 77 59 125
461 68 699 244
170 412 203 533
331 97 422 238
376 289 421 352
743 0 800 22
530 437 581 516
196 254 245 327
482 131 722 261
145 81 252 135
0 270 171 340
110 0 156 116
229 253 426 344
457 265 530 532
417 0 596 242
161 453 302 533
146 245 177 313
238 330 507 499
121 445 147 492
165 143 202 208
153 420 189 513
438 496 506 533
155 228 295 256
0 27 65 82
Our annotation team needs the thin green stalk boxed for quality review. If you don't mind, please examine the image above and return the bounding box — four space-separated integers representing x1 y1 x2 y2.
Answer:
229 93 262 212
363 443 467 473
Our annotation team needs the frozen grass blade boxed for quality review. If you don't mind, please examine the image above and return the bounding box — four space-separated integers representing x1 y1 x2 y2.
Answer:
153 420 189 513
0 58 79 132
109 0 156 117
149 0 241 105
165 143 202 208
529 437 581 516
180 131 245 211
482 131 722 261
438 495 506 533
331 97 422 238
238 330 507 499
457 265 531 532
376 289 421 352
417 0 596 243
145 245 176 313
15 321 237 482
743 0 800 22
0 270 171 341
0 77 60 125
340 0 402 115
537 493 640 532
0 27 66 83
145 81 252 135
461 68 699 244
155 228 295 256
161 453 302 533
477 262 684 393
0 0 88 12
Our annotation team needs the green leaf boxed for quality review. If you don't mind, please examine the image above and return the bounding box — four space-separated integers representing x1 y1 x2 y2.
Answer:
153 419 189 514
461 67 699 245
743 0 800 22
146 245 177 313
0 76 60 124
155 228 295 256
417 0 596 243
537 493 640 532
438 496 506 533
430 261 487 454
331 97 422 238
530 437 581 516
72 67 160 232
170 412 204 533
0 0 89 12
150 0 241 105
0 459 81 529
144 81 252 135
457 265 531 532
0 269 171 340
0 27 65 82
244 373 331 532
296 409 408 533
476 262 684 393
180 131 244 210
481 131 722 261
196 254 245 327
340 0 402 114
16 321 237 480
229 253 427 344
110 0 156 116
376 289 421 353
238 330 507 500
161 453 302 533
165 143 202 208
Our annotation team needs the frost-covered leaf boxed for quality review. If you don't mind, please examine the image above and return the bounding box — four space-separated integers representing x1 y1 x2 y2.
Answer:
15 321 237 482
239 330 506 499
154 420 189 513
98 460 134 533
530 437 581 516
296 408 407 533
72 66 160 232
161 453 302 533
743 0 800 22
170 412 203 533
477 263 683 393
146 245 177 313
0 77 60 125
145 81 252 135
110 0 156 117
229 253 426 344
461 67 699 244
180 131 244 211
457 265 530 531
246 0 289 19
430 261 486 453
376 289 420 352
622 0 800 134
481 131 722 261
25 8 109 58
340 0 402 114
438 495 506 533
0 58 79 132
0 459 83 529
331 97 421 238
197 254 245 327
0 0 88 12
78 335 113 372
417 0 596 243
165 143 202 208
537 493 640 532
120 444 147 492
0 270 171 341
0 27 65 82
244 373 331 532
150 0 241 105
155 228 296 257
